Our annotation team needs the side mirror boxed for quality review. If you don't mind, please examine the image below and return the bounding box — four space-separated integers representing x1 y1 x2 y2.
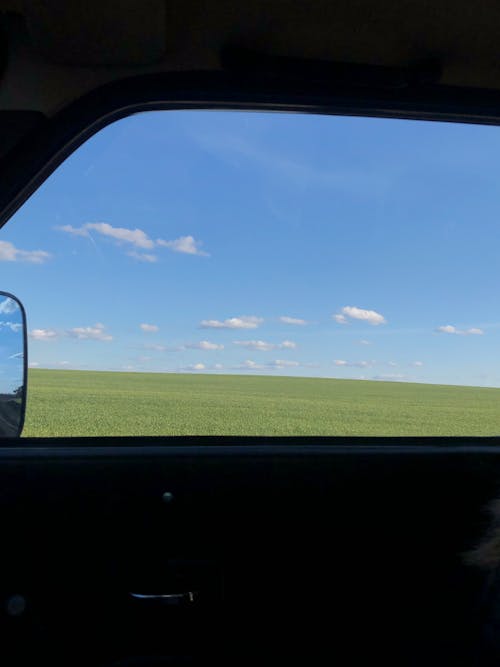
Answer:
0 292 27 437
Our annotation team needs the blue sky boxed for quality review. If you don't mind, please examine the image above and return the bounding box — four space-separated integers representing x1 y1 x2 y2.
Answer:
1 110 499 386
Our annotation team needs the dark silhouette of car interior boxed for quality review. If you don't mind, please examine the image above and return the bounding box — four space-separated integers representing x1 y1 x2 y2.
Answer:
2 2 500 665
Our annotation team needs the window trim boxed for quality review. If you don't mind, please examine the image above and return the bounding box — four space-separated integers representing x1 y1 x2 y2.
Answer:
3 70 500 228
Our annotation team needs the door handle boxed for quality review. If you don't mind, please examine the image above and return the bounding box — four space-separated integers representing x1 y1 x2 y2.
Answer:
129 591 198 606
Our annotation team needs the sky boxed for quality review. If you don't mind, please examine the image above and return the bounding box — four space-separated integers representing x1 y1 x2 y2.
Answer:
1 109 500 387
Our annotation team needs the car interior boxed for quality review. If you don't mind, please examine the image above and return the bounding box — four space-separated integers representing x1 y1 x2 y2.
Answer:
2 2 500 666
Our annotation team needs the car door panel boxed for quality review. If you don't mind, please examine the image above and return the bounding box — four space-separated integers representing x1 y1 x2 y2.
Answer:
0 442 496 666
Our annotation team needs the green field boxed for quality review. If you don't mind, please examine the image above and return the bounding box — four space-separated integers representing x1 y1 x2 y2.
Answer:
21 368 500 437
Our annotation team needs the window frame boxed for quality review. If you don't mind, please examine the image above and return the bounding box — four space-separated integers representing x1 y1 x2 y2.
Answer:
4 71 500 445
3 70 500 229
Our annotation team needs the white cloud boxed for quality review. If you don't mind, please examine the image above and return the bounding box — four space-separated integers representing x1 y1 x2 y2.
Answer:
335 306 386 326
58 361 70 366
279 316 308 325
8 352 23 359
55 224 89 237
0 240 51 264
86 222 155 248
28 361 40 368
66 323 113 341
30 323 114 342
180 363 226 372
271 359 300 368
178 362 225 372
128 251 158 263
236 360 266 370
388 361 398 367
0 321 22 333
58 223 209 259
358 339 372 345
373 374 408 381
58 222 154 248
185 340 224 350
235 340 273 351
437 325 457 334
157 235 208 256
140 323 159 333
144 344 167 351
334 359 374 368
233 339 297 352
29 328 58 341
0 298 18 314
200 315 263 329
234 358 302 371
411 361 424 367
436 325 484 336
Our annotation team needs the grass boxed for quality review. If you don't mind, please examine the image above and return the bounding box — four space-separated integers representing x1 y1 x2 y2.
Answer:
21 368 500 437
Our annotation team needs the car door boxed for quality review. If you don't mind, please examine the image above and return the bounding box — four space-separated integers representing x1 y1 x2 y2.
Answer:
0 441 498 667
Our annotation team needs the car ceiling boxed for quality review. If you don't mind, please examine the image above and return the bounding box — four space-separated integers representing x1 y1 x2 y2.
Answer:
1 0 500 118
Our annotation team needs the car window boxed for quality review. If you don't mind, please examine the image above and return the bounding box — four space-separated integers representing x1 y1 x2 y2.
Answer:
2 110 500 437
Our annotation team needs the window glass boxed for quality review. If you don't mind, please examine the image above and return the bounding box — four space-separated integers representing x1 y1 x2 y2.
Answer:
3 110 500 436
